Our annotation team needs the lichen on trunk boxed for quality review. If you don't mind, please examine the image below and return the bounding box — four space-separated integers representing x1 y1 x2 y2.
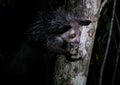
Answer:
54 0 101 85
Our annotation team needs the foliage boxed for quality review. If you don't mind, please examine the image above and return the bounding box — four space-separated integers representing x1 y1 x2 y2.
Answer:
87 0 120 85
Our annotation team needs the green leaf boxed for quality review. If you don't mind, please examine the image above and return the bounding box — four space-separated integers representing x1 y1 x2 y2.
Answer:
95 53 99 61
108 0 112 3
106 22 111 31
103 8 107 15
97 36 101 42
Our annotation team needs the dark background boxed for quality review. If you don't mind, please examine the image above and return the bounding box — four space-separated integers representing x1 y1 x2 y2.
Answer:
0 0 119 85
0 0 65 84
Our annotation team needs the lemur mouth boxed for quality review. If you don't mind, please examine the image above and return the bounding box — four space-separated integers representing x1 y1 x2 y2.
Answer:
72 53 78 56
66 49 83 62
66 53 82 62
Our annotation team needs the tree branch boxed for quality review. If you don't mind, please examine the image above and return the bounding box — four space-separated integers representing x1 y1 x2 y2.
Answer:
111 13 120 85
98 0 117 85
111 38 120 85
98 0 108 16
115 13 120 33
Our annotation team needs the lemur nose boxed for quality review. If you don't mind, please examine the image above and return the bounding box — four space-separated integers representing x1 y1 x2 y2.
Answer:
75 38 80 44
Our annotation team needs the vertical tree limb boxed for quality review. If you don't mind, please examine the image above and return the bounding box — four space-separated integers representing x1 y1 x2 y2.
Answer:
115 13 120 33
98 0 108 15
54 0 101 85
111 14 120 85
98 0 117 85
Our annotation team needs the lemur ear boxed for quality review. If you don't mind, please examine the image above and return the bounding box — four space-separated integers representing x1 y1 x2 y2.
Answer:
49 25 71 34
79 20 91 26
60 25 71 33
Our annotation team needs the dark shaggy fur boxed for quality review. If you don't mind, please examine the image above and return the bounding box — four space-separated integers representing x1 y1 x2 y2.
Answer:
4 8 91 85
26 8 91 52
26 9 78 55
5 9 78 85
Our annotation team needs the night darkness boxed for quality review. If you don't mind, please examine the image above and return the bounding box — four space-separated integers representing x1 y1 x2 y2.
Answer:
0 0 120 85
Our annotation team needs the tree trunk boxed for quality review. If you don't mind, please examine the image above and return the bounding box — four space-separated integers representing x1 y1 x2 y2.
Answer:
54 0 102 85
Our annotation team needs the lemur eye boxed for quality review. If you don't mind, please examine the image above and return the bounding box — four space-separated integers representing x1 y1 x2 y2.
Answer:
69 33 76 39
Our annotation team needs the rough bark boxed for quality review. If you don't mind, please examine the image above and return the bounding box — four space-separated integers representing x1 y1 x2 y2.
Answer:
54 0 101 85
